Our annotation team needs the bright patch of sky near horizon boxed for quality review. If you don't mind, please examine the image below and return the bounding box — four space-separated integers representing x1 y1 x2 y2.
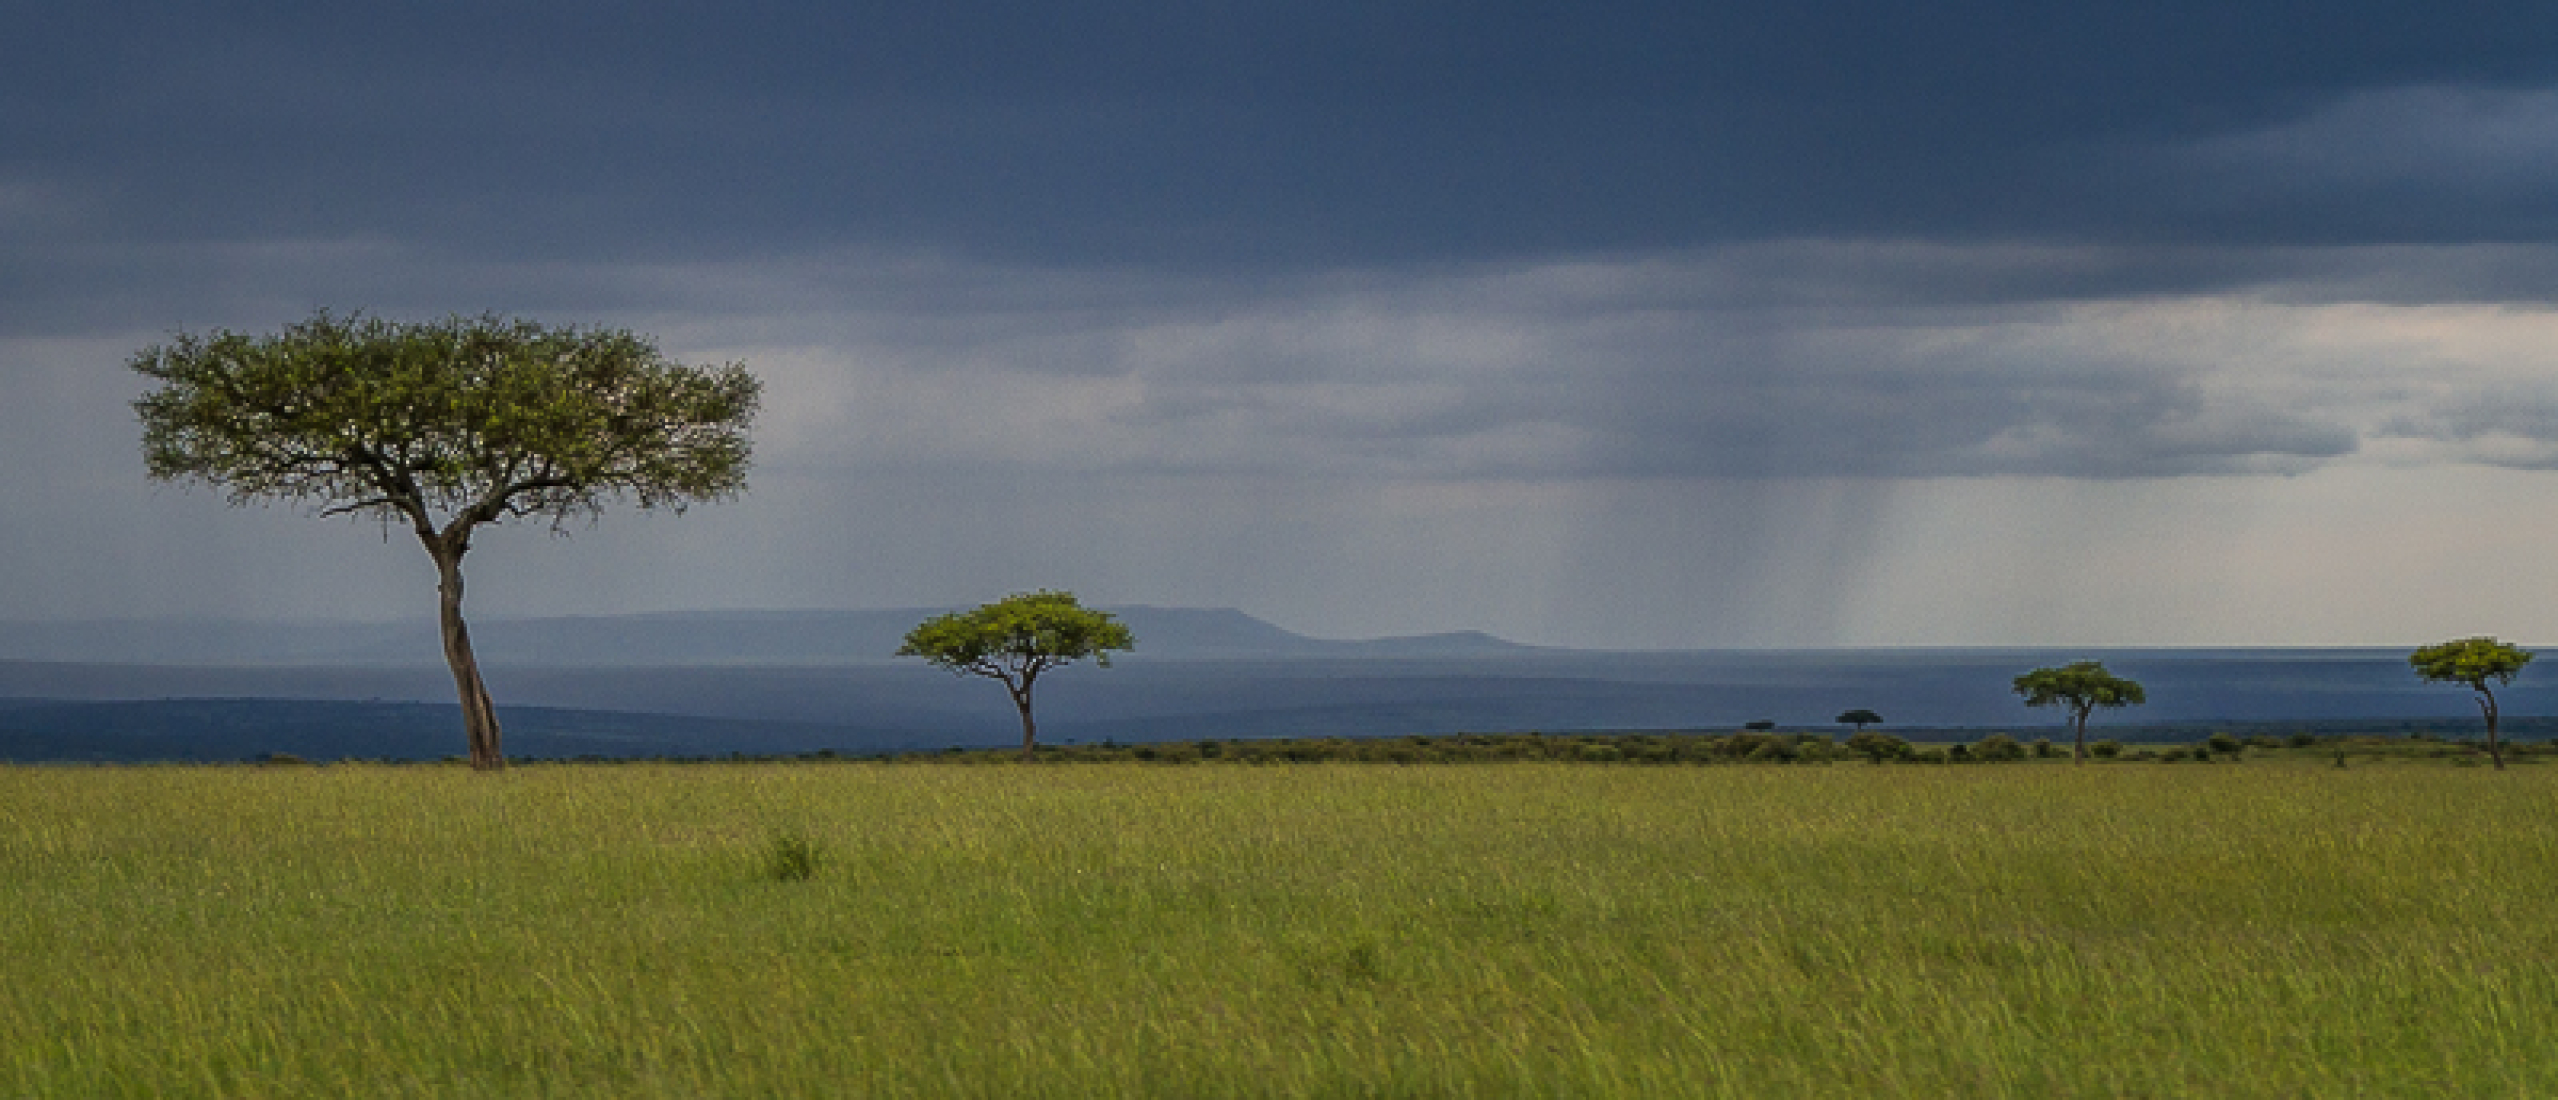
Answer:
8 2 2558 649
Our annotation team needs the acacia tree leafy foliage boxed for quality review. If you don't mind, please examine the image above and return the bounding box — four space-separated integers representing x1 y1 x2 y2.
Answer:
132 311 760 770
2409 637 2533 771
2012 661 2145 764
898 591 1136 759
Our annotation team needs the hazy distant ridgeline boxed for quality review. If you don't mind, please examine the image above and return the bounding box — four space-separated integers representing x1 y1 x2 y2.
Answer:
0 607 1537 667
1 609 2550 762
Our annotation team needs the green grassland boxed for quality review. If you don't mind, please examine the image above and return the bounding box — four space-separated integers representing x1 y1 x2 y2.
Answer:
4 760 2554 1096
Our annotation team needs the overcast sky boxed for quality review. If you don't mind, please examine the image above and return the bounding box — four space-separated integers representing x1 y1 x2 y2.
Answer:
9 1 2558 648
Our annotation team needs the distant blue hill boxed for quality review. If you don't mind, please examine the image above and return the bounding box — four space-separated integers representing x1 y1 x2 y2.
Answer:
0 607 1540 666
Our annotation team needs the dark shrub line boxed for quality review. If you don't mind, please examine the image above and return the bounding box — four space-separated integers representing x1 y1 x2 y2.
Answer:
33 729 2536 769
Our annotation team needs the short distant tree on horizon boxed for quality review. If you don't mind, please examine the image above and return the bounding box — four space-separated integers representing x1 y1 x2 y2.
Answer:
131 311 760 771
2012 661 2146 764
2409 637 2533 771
898 591 1136 759
1836 708 1883 732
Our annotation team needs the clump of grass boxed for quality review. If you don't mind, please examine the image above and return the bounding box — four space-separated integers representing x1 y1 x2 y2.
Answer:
1300 937 1389 989
762 830 821 882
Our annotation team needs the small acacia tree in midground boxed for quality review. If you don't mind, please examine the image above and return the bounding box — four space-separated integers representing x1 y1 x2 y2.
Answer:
132 311 759 770
2410 637 2534 771
899 591 1136 759
2013 660 2145 764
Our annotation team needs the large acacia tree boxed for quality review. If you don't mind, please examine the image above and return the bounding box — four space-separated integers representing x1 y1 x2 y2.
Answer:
898 591 1135 759
2012 660 2145 764
2410 637 2533 771
132 312 760 770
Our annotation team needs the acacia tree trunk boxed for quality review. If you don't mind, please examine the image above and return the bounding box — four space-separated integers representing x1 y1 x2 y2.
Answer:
2073 706 2091 764
2477 687 2506 771
1007 677 1038 760
427 541 505 771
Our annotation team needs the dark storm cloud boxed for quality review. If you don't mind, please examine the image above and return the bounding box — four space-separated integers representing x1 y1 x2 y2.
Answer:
7 2 2558 493
17 3 2558 643
13 1 2558 272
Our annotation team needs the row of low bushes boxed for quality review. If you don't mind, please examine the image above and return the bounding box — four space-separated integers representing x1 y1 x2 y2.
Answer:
195 730 2549 768
885 729 2552 766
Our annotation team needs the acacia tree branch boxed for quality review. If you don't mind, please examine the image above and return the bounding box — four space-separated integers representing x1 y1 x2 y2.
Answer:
318 496 403 518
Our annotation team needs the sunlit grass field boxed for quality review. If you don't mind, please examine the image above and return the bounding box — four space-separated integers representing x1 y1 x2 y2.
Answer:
4 760 2554 1096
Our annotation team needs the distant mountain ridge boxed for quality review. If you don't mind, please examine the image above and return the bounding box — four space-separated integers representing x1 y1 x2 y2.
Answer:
3 640 2551 763
0 607 1542 667
9 607 2552 766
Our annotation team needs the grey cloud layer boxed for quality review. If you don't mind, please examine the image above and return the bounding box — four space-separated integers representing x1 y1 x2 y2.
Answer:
643 247 2541 482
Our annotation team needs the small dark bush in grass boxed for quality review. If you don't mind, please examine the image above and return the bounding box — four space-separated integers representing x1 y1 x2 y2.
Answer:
2208 733 2244 756
2090 740 2123 759
1745 737 1797 764
2032 738 2057 759
1717 732 1783 760
1973 734 2026 761
763 833 822 883
1844 731 1913 763
2290 731 2319 748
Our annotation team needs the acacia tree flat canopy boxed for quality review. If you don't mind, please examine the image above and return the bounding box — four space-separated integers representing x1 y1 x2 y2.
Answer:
2013 660 2145 764
898 591 1136 759
131 311 760 769
2410 637 2533 771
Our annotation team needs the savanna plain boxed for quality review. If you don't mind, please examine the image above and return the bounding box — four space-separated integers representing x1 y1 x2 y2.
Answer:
3 759 2553 1097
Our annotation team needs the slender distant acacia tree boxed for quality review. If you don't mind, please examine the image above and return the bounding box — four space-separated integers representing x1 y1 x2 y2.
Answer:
898 591 1136 759
1836 708 1883 733
132 311 760 770
2012 661 2145 764
2409 637 2533 771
